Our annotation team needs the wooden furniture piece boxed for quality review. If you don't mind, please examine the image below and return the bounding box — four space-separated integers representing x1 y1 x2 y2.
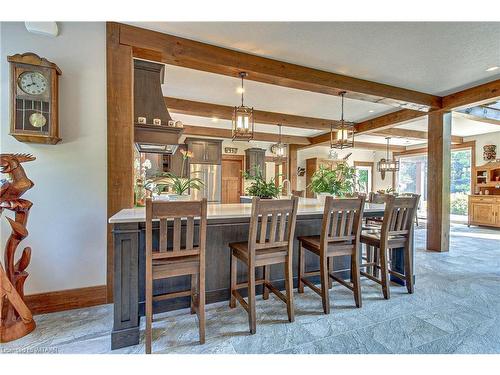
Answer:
0 153 36 342
185 138 222 164
222 155 244 204
297 196 365 314
8 53 62 144
469 161 500 228
229 197 299 334
144 198 208 354
291 190 304 197
360 194 419 299
245 148 266 178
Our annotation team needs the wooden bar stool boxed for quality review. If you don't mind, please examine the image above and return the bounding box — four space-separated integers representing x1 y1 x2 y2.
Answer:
144 198 208 354
229 196 299 334
360 194 420 299
297 196 365 314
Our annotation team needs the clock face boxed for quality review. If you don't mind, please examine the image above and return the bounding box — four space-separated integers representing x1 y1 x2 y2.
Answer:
29 112 47 128
18 71 48 95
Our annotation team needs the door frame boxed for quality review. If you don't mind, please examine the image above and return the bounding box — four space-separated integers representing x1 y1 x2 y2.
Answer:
354 161 374 194
221 154 244 203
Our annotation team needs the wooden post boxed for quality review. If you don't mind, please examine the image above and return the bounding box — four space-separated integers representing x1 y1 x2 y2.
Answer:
427 111 451 252
106 22 135 302
288 144 298 192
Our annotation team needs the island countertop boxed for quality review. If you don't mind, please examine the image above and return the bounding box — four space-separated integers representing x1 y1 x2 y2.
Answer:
109 199 386 223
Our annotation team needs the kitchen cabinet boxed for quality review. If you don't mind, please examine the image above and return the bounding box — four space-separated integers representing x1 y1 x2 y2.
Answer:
245 148 266 178
185 138 222 164
468 195 500 228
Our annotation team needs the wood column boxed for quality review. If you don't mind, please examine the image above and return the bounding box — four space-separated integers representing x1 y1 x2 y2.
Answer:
288 144 299 192
426 111 451 252
106 22 135 301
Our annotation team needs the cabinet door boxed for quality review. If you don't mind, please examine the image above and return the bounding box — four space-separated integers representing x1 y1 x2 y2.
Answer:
188 141 207 163
471 202 496 226
205 142 222 164
496 204 500 226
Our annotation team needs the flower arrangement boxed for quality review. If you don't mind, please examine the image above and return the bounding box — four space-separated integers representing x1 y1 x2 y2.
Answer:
243 166 281 199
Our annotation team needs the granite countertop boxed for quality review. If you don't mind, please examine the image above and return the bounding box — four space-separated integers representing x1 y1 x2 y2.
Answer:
109 199 385 223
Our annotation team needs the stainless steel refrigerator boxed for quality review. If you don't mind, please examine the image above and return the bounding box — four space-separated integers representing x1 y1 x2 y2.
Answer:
189 164 221 202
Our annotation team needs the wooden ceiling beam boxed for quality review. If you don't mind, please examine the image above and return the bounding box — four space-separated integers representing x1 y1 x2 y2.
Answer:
354 109 426 135
165 97 334 131
454 111 500 126
181 124 310 145
117 23 441 111
373 128 463 144
442 79 500 111
298 132 405 152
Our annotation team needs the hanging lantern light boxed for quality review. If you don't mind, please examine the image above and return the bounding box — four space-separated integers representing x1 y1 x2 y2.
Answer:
232 72 254 141
377 137 400 180
330 91 355 150
271 124 287 159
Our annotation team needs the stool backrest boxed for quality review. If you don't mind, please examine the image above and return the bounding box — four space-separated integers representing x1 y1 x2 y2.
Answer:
321 196 365 247
145 198 208 259
381 194 420 238
248 196 299 253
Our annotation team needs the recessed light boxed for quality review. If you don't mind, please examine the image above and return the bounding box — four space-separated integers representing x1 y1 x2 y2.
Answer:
211 117 219 123
368 110 375 113
486 66 499 72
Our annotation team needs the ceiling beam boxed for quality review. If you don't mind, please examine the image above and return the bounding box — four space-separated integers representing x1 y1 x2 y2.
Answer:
354 109 426 135
118 23 441 111
373 128 463 144
442 79 500 111
298 132 405 151
181 124 310 145
166 97 334 131
454 111 500 126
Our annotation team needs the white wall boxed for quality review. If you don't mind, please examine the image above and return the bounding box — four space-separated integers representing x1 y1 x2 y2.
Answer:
0 22 106 294
296 145 393 193
464 131 500 166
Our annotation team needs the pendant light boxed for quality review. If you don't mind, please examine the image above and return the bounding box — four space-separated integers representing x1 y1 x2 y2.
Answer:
331 91 355 150
377 137 400 180
271 124 287 159
232 72 254 141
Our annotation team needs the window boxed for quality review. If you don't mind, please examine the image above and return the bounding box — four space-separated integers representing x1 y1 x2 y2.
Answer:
354 162 373 194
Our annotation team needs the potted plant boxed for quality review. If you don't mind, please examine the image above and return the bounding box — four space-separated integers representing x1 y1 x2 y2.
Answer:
308 163 357 203
145 149 204 201
243 166 281 199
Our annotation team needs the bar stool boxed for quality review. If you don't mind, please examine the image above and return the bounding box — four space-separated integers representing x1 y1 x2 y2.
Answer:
360 194 420 299
144 198 208 354
297 196 365 314
229 196 299 334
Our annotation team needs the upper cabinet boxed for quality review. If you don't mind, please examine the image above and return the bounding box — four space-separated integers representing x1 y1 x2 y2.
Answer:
185 138 222 164
245 148 266 178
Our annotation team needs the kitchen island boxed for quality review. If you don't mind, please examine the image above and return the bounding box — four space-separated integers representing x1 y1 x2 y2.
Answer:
109 199 412 349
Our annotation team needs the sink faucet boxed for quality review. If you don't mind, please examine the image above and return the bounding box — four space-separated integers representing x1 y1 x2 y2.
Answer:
282 179 291 197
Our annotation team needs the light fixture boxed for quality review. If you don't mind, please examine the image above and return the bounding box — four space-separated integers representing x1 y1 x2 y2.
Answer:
232 72 254 141
330 91 355 150
486 66 499 72
271 124 287 159
377 137 400 180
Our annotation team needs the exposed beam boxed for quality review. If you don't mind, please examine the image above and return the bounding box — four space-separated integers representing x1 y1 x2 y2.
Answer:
355 109 426 135
298 132 406 152
454 111 500 126
165 97 334 131
442 79 500 110
118 23 441 111
181 124 310 145
457 103 500 123
373 128 463 144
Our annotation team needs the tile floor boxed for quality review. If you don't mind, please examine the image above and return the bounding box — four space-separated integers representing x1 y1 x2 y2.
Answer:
1 223 499 354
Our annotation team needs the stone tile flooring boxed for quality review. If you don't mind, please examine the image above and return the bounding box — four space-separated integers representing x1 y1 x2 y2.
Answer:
1 223 499 354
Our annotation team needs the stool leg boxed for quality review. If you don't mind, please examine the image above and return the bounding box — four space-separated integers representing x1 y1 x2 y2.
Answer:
379 244 390 300
285 257 295 322
198 268 206 344
366 244 373 275
352 251 362 308
262 265 270 300
404 241 414 294
328 257 334 289
229 252 237 308
248 264 257 334
320 253 330 314
145 270 153 354
373 246 380 278
190 273 197 314
298 242 305 293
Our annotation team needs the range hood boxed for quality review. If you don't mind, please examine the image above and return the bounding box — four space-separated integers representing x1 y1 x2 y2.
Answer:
134 59 182 154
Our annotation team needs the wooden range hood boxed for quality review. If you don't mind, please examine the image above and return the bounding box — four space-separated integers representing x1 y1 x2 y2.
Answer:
134 59 183 154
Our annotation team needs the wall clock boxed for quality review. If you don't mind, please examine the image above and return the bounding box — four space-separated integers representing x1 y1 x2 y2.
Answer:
8 53 62 144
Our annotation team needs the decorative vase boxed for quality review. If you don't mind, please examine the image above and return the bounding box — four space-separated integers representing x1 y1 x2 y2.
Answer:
483 144 497 161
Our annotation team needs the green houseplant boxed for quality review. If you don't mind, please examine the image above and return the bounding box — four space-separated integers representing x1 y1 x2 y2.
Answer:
243 166 281 199
308 163 357 198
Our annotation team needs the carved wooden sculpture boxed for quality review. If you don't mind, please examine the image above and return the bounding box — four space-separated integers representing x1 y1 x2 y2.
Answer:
0 153 36 342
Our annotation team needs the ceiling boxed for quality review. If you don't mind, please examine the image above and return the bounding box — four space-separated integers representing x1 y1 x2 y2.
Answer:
131 22 500 145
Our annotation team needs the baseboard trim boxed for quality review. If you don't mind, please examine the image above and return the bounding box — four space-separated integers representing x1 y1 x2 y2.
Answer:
25 285 107 315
